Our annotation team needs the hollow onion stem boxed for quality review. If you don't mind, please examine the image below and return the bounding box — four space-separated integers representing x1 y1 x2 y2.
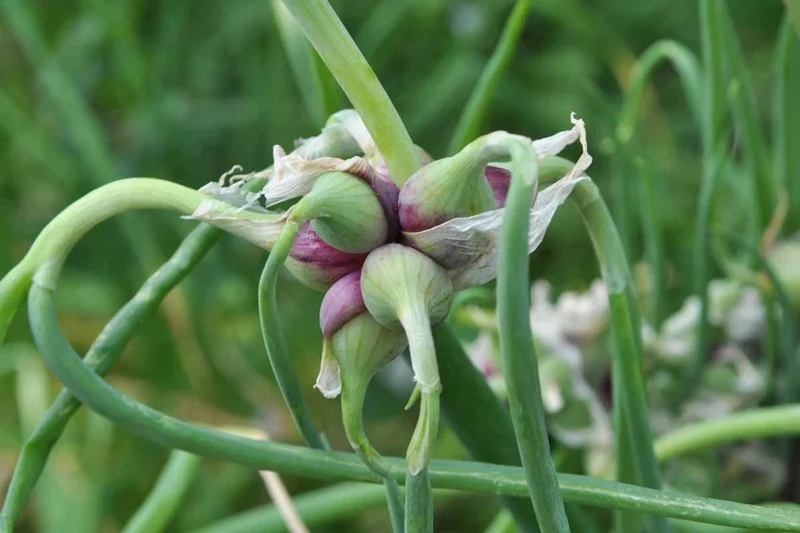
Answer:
0 178 234 345
0 224 220 530
540 158 664 533
341 378 405 532
655 404 800 462
121 450 202 533
448 0 533 154
498 143 569 531
281 0 420 185
24 284 800 531
258 220 327 450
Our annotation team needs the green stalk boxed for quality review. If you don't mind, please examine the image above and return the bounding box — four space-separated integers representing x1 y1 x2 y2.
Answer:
404 391 439 533
785 0 800 38
688 0 731 401
655 405 800 462
405 467 433 533
272 0 337 128
0 178 224 345
719 5 774 232
774 17 800 232
0 224 219 531
498 143 569 532
485 510 517 533
609 152 635 272
341 375 405 531
258 220 327 450
432 326 540 532
614 40 702 330
191 483 392 533
637 160 666 327
616 40 703 142
121 450 202 533
24 286 800 530
739 240 798 403
281 0 420 185
448 0 533 154
539 158 664 533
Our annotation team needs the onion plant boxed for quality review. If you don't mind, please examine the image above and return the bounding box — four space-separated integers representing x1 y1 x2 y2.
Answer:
1 1 800 532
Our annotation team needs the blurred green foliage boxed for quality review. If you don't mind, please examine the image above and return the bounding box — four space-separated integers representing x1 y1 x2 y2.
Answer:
0 0 792 531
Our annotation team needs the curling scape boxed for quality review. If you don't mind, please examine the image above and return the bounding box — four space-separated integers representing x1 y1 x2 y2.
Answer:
0 107 592 533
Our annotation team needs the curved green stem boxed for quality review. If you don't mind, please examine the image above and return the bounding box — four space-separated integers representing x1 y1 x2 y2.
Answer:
0 178 226 346
448 0 533 154
281 0 420 185
0 224 219 531
25 284 800 530
688 0 732 403
613 40 702 329
539 158 664 532
432 325 540 532
121 450 202 533
405 391 439 533
655 405 800 462
191 483 391 533
0 263 33 347
341 377 404 532
499 143 569 532
616 40 703 143
774 16 800 232
258 220 327 450
6 178 212 290
786 0 800 38
272 0 338 128
405 467 433 533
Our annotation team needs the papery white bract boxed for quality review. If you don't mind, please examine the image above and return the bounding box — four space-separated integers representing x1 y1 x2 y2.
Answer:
403 115 593 290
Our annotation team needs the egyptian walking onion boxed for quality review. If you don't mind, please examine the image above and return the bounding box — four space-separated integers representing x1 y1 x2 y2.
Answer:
0 108 593 532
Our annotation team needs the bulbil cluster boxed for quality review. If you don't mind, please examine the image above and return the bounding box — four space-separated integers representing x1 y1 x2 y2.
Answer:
190 109 592 487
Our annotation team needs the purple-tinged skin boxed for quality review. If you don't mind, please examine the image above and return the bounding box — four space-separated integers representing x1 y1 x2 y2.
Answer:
397 174 447 232
484 165 511 208
366 172 400 241
397 157 496 232
286 224 367 291
319 269 367 338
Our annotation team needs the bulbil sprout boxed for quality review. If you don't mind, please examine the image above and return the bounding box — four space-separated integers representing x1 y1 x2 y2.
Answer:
360 243 453 475
397 136 504 232
315 269 407 491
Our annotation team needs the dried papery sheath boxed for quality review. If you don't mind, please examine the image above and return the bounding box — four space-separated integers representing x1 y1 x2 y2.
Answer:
406 176 589 289
327 109 432 179
196 118 362 197
483 114 591 209
404 116 593 289
183 198 285 250
398 115 588 233
259 152 402 241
